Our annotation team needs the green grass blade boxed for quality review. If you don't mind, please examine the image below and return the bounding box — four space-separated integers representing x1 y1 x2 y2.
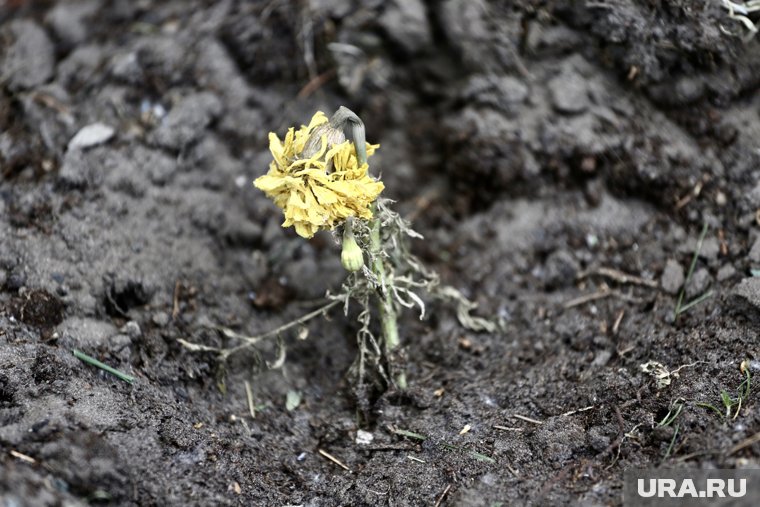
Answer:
470 451 496 463
674 223 708 318
392 428 427 441
677 291 714 315
72 349 135 384
696 402 723 417
663 424 679 460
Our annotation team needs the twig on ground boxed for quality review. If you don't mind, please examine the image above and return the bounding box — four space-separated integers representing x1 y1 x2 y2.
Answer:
577 267 658 288
493 425 524 432
561 405 595 417
244 380 256 419
178 300 340 360
434 484 452 507
10 450 36 464
318 449 351 472
512 414 544 425
564 289 611 308
172 280 181 320
297 69 336 99
612 309 625 335
730 431 760 455
674 175 707 210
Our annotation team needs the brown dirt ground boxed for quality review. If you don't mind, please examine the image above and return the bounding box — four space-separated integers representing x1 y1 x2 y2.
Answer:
2 1 760 506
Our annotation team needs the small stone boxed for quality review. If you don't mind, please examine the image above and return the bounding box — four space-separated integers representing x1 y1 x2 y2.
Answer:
679 237 720 262
0 20 55 91
591 350 612 367
548 70 589 114
586 426 611 453
525 24 583 55
120 321 142 339
685 268 711 299
749 236 760 263
717 264 737 282
700 238 720 262
6 270 27 291
543 250 579 289
749 182 760 208
68 123 115 150
355 430 374 446
461 74 529 113
731 277 760 321
660 259 685 295
110 334 132 358
152 312 170 327
149 92 222 150
56 317 117 348
647 76 705 106
58 149 90 188
673 77 704 104
45 0 99 47
379 0 432 54
110 52 142 82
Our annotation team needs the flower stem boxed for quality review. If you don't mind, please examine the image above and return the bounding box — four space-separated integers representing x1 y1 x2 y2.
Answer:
337 106 405 388
369 204 405 388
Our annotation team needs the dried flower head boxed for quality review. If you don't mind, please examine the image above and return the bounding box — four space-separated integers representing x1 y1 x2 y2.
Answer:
254 111 384 238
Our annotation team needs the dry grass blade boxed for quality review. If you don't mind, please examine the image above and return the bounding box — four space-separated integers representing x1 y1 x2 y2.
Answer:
577 267 658 288
318 449 351 472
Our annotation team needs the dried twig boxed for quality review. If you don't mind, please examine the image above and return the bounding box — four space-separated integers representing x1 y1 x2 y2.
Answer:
564 289 612 309
577 267 658 288
10 450 36 464
244 380 256 419
493 425 524 432
729 432 760 455
434 484 452 507
561 405 594 417
512 414 544 425
172 280 181 320
318 449 351 472
612 309 625 335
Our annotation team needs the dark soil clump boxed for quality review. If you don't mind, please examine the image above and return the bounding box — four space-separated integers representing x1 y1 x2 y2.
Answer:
2 1 760 506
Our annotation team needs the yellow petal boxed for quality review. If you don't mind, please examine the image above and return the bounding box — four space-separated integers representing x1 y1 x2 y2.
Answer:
294 222 315 239
306 111 328 130
268 133 285 166
287 189 308 209
254 175 285 196
310 183 339 204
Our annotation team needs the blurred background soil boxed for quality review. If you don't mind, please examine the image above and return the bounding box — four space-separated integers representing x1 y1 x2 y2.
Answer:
1 1 760 505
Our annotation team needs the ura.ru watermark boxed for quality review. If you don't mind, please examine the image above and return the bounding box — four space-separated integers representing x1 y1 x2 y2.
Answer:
624 469 760 506
637 477 745 498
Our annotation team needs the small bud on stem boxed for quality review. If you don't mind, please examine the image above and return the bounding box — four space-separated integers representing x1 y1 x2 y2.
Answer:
341 218 364 272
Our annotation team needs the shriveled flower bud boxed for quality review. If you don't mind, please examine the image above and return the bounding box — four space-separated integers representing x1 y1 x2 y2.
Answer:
341 222 364 272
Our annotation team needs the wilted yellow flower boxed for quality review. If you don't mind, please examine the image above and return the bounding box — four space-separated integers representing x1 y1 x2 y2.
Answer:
254 111 384 239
